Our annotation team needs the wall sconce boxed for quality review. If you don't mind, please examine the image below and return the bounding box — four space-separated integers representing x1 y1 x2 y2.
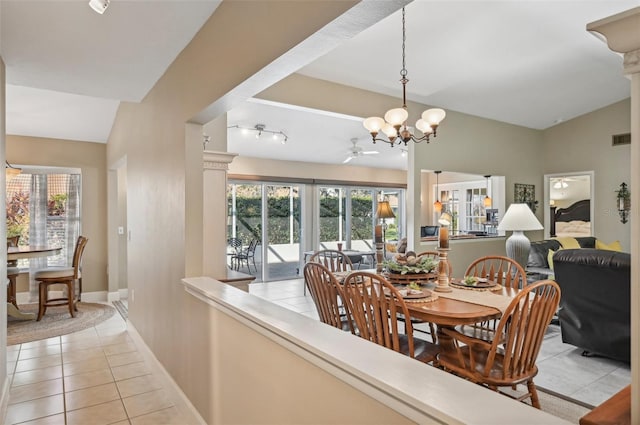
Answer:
616 182 630 224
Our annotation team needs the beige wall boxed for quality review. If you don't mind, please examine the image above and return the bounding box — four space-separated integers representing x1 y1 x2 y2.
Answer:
105 2 380 419
542 99 631 250
6 136 108 295
230 156 406 185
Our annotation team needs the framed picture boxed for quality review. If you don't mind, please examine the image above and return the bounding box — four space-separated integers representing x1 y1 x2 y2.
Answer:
514 183 538 213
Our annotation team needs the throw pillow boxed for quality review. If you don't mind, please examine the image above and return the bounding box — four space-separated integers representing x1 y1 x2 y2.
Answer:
547 248 563 270
595 239 623 252
553 236 580 249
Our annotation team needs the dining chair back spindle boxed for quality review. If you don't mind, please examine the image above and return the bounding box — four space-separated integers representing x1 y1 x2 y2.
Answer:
465 255 526 289
438 280 561 408
305 249 355 296
341 271 439 364
303 262 353 332
416 251 453 277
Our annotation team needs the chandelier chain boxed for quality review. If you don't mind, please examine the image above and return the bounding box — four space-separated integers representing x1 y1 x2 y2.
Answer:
401 7 407 79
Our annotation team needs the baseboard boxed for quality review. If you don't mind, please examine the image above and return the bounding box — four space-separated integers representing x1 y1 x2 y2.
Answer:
107 291 120 302
0 376 10 425
126 323 206 424
79 291 108 303
118 288 128 299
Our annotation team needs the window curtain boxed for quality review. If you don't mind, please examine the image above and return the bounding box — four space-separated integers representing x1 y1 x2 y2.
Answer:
28 175 48 302
66 174 81 295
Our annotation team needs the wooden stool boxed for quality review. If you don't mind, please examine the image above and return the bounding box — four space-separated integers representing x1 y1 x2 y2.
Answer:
7 266 20 309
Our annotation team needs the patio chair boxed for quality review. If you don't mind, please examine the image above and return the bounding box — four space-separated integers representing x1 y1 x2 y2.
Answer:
233 239 259 273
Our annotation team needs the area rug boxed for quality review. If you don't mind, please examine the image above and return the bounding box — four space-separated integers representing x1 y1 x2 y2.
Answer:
7 302 116 346
500 385 593 424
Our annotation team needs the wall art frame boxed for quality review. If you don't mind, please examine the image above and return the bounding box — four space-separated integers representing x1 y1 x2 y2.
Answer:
514 183 538 213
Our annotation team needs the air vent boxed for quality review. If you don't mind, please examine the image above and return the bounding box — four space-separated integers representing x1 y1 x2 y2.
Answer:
612 133 631 146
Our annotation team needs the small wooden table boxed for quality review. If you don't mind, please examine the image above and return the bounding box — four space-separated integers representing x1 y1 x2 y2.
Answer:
7 245 62 320
579 385 630 425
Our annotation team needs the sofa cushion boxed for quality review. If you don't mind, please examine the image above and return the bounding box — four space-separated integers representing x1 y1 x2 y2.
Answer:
528 239 562 269
554 236 580 248
547 248 564 270
595 239 622 252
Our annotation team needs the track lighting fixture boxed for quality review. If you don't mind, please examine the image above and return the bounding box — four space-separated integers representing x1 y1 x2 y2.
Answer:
228 124 289 144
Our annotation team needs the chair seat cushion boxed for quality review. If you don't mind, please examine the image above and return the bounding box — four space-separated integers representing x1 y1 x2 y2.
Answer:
34 267 75 279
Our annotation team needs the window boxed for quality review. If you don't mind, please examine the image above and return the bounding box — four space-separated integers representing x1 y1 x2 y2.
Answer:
437 181 487 234
6 167 81 268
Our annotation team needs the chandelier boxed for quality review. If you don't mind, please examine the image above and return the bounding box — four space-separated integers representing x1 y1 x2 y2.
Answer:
363 7 446 147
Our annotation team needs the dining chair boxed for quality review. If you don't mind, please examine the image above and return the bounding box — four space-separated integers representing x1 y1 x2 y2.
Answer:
305 249 355 295
303 262 353 332
341 271 440 364
7 235 20 267
416 251 453 277
7 266 20 309
457 255 528 340
465 255 526 289
437 280 560 408
34 235 88 321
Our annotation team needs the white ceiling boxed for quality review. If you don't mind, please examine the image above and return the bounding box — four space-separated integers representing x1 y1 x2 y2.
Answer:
2 0 221 143
2 1 637 168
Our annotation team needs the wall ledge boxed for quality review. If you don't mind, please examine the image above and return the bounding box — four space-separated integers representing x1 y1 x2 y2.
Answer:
181 276 570 424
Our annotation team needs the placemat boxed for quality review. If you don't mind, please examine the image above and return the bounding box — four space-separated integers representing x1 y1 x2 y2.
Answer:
437 287 513 313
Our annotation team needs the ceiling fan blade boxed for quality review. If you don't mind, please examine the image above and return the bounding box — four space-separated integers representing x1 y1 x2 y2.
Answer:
343 156 354 164
362 151 379 155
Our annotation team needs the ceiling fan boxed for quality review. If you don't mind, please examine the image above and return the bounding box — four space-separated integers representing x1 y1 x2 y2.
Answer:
343 138 379 164
552 177 580 189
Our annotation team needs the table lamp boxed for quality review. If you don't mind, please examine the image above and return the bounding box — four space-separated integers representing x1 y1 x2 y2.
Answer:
497 203 543 270
376 200 395 258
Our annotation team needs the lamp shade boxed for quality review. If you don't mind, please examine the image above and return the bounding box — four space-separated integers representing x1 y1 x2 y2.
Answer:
438 212 452 226
497 204 543 231
376 201 396 220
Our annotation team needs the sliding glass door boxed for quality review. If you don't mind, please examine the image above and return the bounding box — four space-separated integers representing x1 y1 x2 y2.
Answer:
265 184 301 281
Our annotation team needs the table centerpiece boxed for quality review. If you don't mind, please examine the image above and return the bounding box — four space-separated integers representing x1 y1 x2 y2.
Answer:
382 251 438 285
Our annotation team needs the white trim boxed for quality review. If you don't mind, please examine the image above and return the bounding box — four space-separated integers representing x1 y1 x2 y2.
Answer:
107 291 120 302
81 291 108 303
126 322 206 424
118 288 128 299
0 376 10 425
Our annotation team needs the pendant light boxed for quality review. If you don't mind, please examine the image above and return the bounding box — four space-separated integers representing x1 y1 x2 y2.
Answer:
483 175 492 207
434 171 442 213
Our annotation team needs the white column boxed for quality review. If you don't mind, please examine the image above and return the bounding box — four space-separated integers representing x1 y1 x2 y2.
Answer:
202 151 237 278
587 7 640 422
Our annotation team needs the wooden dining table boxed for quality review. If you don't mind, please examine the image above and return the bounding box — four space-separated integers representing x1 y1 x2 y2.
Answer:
344 270 520 351
7 245 62 320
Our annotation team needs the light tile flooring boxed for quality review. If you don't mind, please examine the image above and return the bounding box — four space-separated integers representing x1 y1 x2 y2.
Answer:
6 280 632 424
249 278 632 407
6 302 199 425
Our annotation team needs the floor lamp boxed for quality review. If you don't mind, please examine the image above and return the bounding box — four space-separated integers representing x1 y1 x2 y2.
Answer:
376 200 396 258
497 203 543 270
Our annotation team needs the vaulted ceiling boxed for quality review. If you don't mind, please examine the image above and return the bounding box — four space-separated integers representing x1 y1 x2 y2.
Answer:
2 1 637 170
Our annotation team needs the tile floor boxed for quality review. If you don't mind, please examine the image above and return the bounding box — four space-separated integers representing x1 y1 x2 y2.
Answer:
6 303 200 425
6 279 632 423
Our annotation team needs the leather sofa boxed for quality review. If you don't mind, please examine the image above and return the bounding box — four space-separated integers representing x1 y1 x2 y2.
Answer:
552 248 631 363
526 236 596 277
